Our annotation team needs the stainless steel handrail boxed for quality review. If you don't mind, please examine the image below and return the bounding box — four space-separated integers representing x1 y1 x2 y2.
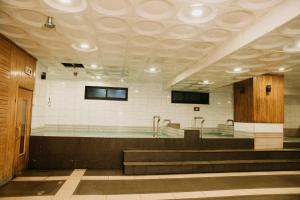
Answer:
226 119 235 136
194 117 205 138
153 115 161 137
226 119 234 126
162 119 171 127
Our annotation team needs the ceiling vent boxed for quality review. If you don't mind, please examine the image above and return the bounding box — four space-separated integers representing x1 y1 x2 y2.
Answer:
61 63 85 68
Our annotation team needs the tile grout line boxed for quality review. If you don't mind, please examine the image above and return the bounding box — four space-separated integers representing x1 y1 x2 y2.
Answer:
53 169 86 200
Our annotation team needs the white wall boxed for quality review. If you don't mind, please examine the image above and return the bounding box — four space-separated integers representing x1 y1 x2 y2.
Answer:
32 78 234 129
284 95 300 129
31 63 47 128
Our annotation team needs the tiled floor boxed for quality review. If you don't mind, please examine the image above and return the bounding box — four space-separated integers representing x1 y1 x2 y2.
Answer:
0 170 300 200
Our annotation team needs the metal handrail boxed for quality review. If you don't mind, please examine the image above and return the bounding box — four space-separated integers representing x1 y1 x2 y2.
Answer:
226 119 235 136
162 119 171 127
194 117 205 138
153 115 160 137
226 119 234 126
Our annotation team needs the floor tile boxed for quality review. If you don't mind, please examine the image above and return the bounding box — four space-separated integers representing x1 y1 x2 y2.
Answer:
0 181 64 197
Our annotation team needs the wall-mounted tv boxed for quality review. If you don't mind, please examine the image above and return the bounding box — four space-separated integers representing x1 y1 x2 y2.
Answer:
171 90 209 104
85 86 128 101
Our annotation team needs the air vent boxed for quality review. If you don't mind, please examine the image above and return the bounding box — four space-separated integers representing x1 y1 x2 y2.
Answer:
62 63 84 68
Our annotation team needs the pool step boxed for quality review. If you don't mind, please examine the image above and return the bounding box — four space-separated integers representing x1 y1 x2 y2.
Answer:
284 142 300 149
123 149 300 175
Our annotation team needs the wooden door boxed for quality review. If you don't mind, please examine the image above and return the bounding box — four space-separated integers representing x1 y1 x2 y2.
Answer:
14 88 33 175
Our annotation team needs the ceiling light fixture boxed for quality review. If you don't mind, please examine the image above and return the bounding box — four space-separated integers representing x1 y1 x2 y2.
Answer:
59 0 71 4
283 39 300 53
192 9 203 17
90 64 97 69
96 76 101 80
233 67 242 72
226 67 249 74
149 67 156 72
72 42 98 52
273 67 293 73
144 66 161 73
80 43 89 49
198 80 214 85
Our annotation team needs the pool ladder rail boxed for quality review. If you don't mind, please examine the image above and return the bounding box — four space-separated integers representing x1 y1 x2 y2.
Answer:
194 117 205 138
153 115 161 137
226 119 235 136
162 119 171 127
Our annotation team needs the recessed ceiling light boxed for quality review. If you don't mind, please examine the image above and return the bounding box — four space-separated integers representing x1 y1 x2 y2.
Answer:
96 76 101 80
191 9 203 17
134 89 139 93
80 43 89 49
144 66 161 73
72 42 98 52
59 0 71 4
233 67 242 72
226 67 249 74
198 80 214 85
90 64 97 69
149 67 156 72
283 40 300 53
120 78 125 82
273 67 293 73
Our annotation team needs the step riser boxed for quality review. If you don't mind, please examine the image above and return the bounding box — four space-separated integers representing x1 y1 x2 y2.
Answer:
284 143 300 149
124 152 300 162
125 162 300 175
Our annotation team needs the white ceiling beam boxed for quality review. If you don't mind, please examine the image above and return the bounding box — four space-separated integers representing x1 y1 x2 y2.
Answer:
166 0 300 88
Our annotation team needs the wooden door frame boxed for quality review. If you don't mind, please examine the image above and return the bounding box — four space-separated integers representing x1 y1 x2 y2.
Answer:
13 87 33 176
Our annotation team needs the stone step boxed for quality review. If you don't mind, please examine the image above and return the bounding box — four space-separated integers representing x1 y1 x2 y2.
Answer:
124 159 300 175
284 142 300 149
124 149 300 162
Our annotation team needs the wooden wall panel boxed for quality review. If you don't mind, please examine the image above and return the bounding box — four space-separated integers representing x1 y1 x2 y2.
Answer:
234 75 284 124
234 78 253 122
253 75 284 123
0 35 12 185
0 34 36 186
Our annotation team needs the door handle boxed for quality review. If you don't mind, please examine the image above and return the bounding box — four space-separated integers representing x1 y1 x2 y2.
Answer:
16 126 21 137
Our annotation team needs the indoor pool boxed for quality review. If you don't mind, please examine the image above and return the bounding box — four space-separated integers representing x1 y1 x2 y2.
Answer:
31 130 178 138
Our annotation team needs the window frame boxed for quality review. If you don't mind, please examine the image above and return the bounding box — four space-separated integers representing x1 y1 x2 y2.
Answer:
85 86 128 101
171 90 209 105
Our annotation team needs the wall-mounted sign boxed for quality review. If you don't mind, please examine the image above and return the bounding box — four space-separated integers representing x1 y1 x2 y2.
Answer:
25 66 33 76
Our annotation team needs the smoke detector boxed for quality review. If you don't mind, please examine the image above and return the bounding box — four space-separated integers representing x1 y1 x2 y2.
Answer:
44 16 56 30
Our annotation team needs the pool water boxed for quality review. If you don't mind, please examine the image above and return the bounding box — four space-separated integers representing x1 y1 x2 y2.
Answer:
32 131 177 138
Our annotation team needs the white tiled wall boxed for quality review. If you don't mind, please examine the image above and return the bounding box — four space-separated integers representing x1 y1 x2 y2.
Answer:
31 79 234 129
284 95 300 129
31 63 47 128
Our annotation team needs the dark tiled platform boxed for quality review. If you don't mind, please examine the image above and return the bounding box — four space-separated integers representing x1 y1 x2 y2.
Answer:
0 180 65 197
84 169 123 176
177 195 300 200
29 136 254 169
74 175 300 195
21 169 73 177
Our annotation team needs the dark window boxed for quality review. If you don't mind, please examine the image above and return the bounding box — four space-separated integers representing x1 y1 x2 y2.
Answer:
85 86 128 101
171 91 209 104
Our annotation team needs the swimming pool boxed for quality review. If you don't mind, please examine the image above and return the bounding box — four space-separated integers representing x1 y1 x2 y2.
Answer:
31 125 253 138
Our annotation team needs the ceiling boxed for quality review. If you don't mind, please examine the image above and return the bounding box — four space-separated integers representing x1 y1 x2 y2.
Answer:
0 0 299 92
